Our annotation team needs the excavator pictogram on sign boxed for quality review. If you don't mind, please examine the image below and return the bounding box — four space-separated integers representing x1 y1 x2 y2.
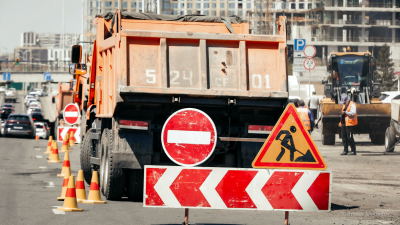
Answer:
252 103 327 170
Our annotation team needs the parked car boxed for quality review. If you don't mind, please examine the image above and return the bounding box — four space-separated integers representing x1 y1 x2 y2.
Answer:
34 122 49 139
28 101 41 109
2 104 15 112
27 107 41 115
3 114 36 138
1 107 13 120
31 112 51 131
26 99 39 107
25 95 35 104
380 91 400 104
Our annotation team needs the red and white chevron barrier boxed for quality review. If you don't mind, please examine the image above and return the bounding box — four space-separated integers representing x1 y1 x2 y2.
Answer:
144 166 331 211
57 127 81 143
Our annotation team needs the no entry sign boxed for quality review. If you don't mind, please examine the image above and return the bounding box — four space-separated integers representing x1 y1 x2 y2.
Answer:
63 103 80 125
144 166 332 211
161 108 217 166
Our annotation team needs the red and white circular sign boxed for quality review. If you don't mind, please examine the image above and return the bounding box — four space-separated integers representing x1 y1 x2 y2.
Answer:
63 103 80 125
303 45 316 58
161 108 217 166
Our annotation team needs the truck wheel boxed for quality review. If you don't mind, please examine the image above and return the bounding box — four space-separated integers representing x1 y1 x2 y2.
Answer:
321 134 335 145
385 127 396 152
127 169 144 202
80 129 93 184
372 134 385 145
99 129 126 200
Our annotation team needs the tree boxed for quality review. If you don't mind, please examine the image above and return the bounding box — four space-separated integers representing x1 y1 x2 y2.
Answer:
376 44 396 91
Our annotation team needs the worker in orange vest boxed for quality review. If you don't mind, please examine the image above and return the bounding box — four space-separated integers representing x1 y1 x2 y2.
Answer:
297 100 314 134
339 96 357 155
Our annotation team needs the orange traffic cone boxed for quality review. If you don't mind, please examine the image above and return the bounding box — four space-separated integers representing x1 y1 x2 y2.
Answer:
35 134 39 140
57 175 83 212
69 131 75 146
57 151 71 178
44 136 53 154
82 171 106 204
57 173 69 201
76 170 87 202
61 133 69 151
47 141 55 159
48 142 61 163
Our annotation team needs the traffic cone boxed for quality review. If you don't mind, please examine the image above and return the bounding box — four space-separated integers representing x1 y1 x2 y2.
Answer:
57 151 71 178
57 175 83 212
44 136 53 154
76 170 87 203
57 173 69 201
35 134 39 140
48 142 61 163
61 133 69 151
47 141 55 159
82 171 106 204
69 131 75 146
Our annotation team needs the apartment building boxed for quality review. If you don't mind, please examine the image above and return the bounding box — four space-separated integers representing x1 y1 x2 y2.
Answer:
84 0 400 66
15 32 80 62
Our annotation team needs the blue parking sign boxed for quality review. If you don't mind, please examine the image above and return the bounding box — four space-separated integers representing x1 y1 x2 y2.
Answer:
44 73 51 81
3 73 10 81
294 39 306 51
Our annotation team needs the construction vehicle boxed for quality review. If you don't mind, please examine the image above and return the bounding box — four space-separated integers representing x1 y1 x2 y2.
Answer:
321 50 391 145
52 82 76 138
384 99 400 152
69 11 288 201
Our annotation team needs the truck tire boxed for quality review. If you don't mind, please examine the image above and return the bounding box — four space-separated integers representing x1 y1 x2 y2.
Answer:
385 127 396 152
321 134 335 145
99 129 126 200
80 129 93 184
127 169 144 201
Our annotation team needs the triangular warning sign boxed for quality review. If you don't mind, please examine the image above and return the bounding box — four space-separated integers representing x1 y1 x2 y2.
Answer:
252 103 327 170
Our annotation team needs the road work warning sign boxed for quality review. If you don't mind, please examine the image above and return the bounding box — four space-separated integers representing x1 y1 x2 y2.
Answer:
252 103 327 170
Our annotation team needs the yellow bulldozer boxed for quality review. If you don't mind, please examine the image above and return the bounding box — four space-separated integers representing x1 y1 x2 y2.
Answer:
320 50 391 145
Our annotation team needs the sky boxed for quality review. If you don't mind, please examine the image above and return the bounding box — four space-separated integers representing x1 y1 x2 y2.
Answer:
0 0 83 55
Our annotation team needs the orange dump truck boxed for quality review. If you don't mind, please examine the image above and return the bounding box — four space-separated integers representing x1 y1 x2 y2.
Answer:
70 12 288 200
52 82 73 136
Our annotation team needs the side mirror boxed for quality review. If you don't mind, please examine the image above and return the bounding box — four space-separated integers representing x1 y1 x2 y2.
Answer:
376 78 382 84
69 63 87 75
71 45 82 64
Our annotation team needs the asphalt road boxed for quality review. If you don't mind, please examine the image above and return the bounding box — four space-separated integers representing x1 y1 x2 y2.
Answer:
0 95 399 225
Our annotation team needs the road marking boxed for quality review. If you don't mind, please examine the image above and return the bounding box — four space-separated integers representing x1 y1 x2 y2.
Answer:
39 166 47 169
36 155 43 159
44 181 55 188
52 208 66 215
34 147 41 151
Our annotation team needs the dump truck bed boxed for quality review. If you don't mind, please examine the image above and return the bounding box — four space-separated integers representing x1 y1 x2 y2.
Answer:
93 13 288 117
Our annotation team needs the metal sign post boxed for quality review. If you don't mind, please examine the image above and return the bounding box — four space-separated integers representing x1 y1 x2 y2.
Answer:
303 45 317 98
